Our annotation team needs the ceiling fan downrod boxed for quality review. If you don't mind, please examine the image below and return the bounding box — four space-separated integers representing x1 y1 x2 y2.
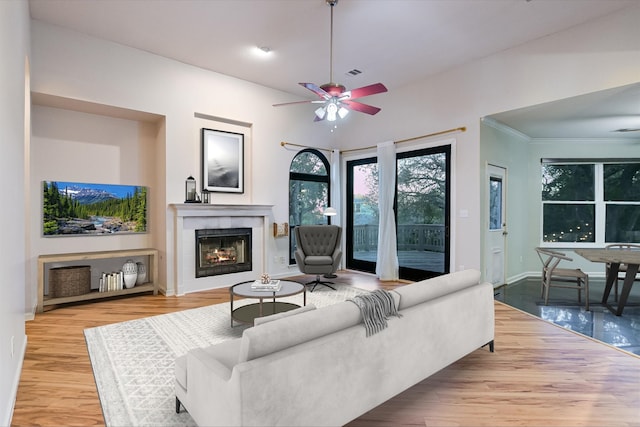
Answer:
327 0 337 85
272 0 387 122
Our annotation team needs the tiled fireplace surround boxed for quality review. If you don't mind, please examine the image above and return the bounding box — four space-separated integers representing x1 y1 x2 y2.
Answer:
171 204 272 295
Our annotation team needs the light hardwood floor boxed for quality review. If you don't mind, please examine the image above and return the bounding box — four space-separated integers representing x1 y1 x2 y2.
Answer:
12 271 640 426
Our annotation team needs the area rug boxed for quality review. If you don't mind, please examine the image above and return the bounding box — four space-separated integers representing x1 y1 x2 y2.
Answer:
84 284 367 427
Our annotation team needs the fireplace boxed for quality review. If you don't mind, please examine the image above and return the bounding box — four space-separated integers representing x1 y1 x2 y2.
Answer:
195 228 252 278
171 203 272 295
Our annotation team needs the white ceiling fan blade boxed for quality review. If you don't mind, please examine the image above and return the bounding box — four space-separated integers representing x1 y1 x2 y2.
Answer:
299 82 331 100
272 100 313 107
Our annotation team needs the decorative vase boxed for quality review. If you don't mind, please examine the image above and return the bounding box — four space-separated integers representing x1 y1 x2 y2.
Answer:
136 262 147 284
122 260 138 289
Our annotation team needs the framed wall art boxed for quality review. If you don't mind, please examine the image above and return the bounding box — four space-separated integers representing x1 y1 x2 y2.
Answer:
202 128 244 193
42 181 148 236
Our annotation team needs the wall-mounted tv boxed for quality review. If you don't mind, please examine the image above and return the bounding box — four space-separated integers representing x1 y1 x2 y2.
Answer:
42 181 148 237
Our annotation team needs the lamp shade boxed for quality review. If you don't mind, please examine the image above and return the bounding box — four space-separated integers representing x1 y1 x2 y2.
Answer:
326 103 338 122
323 207 337 216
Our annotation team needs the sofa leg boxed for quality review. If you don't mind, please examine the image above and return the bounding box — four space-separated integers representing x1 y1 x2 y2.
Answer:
483 340 495 352
175 397 181 414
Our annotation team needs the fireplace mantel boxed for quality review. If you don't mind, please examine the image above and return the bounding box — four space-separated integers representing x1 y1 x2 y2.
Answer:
170 204 273 295
171 203 273 218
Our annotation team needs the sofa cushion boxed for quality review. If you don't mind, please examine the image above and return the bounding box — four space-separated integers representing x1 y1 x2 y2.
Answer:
304 255 333 266
253 304 316 326
395 269 481 310
238 299 363 363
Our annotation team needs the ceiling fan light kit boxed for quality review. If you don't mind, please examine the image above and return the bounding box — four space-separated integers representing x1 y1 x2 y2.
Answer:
273 0 387 122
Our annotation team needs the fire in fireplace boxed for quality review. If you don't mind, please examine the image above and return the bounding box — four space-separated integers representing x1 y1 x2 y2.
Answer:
195 228 252 278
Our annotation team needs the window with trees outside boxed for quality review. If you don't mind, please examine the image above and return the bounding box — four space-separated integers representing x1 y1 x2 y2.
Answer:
541 161 640 245
289 149 331 263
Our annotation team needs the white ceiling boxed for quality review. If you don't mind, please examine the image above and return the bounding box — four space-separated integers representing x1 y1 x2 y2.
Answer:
29 0 640 138
487 82 640 140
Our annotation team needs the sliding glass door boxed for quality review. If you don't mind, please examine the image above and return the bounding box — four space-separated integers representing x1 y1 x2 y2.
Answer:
346 157 379 273
346 145 450 280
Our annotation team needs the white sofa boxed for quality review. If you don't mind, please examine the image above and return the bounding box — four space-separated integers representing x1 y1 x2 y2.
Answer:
174 269 494 426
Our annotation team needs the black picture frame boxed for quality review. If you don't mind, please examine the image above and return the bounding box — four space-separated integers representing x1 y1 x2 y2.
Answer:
201 128 244 193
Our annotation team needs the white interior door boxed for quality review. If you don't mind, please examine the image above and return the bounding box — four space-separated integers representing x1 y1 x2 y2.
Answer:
486 164 507 287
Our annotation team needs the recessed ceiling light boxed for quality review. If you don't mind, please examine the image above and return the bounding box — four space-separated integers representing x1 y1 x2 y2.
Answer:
253 46 273 58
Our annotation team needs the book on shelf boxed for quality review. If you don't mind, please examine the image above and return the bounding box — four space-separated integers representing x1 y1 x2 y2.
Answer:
99 271 124 292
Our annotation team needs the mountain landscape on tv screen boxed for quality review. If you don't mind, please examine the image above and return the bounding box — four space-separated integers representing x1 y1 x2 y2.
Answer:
42 181 147 236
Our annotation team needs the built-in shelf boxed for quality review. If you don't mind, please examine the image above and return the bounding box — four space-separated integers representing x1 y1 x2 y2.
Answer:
43 284 156 307
37 248 159 313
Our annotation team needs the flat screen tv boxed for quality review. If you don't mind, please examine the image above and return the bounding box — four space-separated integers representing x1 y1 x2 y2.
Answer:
42 181 148 236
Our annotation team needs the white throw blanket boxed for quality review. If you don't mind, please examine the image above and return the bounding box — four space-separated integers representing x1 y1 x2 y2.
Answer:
348 289 402 336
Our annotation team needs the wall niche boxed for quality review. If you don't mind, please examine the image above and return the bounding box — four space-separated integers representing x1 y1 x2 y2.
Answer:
28 92 167 310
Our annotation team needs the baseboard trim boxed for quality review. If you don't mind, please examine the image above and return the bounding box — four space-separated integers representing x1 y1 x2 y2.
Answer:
506 271 535 285
24 303 36 322
4 334 27 427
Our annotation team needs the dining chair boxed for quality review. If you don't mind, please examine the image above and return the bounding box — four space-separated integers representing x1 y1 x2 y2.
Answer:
604 243 640 302
535 247 590 311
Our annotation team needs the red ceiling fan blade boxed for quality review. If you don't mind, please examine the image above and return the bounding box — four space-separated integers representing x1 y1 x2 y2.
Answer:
342 100 382 115
299 82 331 99
342 83 388 100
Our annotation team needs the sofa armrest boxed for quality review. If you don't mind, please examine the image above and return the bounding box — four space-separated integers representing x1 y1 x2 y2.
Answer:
294 247 305 266
331 247 342 270
188 347 233 381
331 247 342 262
183 348 240 426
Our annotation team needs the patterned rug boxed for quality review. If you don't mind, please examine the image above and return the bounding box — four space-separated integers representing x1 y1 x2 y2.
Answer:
84 284 367 427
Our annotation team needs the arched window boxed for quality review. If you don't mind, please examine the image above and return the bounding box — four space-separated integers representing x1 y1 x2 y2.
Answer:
289 149 331 262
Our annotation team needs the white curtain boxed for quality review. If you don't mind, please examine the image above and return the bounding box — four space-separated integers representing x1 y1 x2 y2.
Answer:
375 141 399 280
330 149 341 227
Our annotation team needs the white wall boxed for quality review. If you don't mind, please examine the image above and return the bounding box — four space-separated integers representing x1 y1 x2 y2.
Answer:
337 3 640 277
29 19 331 301
0 1 30 424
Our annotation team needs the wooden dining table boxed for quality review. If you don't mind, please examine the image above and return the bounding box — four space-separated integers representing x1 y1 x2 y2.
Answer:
574 248 640 316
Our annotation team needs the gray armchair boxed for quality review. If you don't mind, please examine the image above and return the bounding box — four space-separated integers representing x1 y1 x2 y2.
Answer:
294 225 342 292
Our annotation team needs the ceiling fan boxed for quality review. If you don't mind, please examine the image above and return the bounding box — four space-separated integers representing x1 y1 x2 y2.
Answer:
273 0 387 122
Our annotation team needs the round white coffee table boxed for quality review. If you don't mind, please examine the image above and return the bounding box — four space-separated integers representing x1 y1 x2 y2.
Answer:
229 280 306 326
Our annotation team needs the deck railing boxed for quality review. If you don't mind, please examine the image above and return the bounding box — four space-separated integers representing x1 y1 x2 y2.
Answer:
353 224 445 252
